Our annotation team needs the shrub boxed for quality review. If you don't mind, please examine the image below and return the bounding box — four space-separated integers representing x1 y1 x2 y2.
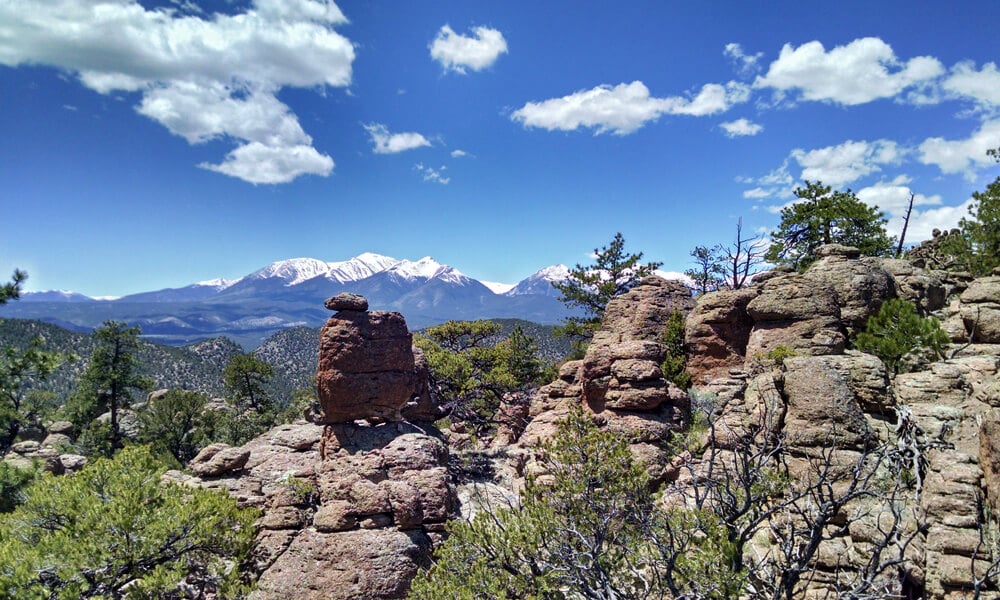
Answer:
854 299 949 374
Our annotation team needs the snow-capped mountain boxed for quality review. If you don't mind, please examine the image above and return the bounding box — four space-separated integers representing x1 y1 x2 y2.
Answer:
505 264 571 297
1 254 599 346
324 253 401 283
245 258 337 286
20 290 96 303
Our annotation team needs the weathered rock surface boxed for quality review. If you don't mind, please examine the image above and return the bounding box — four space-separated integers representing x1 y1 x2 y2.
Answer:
685 287 757 386
960 276 1000 343
745 272 846 360
314 307 427 423
186 419 455 599
325 292 369 312
520 277 691 482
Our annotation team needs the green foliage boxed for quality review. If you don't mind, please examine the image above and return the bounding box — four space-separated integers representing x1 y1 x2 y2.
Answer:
411 407 737 599
0 336 64 454
137 389 212 467
63 321 152 455
854 299 950 375
224 352 275 413
956 175 1000 276
416 321 547 433
0 269 67 454
0 445 258 598
0 461 39 513
766 181 896 270
661 309 691 389
0 269 26 305
685 245 725 294
553 233 662 351
749 344 797 373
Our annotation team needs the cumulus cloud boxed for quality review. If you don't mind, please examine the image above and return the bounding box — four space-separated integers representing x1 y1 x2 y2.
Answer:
0 0 353 184
791 139 903 187
918 119 1000 178
430 25 508 74
720 118 763 137
511 80 749 135
724 43 764 76
450 149 469 158
856 178 947 239
364 124 432 154
754 37 944 105
943 61 1000 108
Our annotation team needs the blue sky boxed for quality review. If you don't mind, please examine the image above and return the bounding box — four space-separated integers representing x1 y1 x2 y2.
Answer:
2 0 999 297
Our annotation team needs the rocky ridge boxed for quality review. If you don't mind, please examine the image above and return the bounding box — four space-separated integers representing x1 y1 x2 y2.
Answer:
160 251 1000 599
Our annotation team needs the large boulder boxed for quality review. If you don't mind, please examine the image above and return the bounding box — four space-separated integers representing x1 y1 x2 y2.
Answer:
314 306 426 423
685 287 757 385
959 276 1000 343
745 273 845 361
804 246 896 334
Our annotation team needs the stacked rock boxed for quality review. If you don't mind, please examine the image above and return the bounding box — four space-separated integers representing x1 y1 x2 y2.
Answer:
313 293 425 423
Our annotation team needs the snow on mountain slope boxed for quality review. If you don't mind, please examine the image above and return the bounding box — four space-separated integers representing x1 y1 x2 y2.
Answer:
325 253 401 283
505 264 570 296
246 258 334 286
481 281 515 294
385 256 473 285
194 278 236 290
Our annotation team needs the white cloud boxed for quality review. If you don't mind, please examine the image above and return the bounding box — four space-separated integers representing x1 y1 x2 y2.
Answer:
511 80 749 135
743 187 771 199
724 43 763 76
203 142 334 185
856 179 942 226
754 37 944 105
415 163 450 185
364 123 431 154
900 199 975 242
450 149 469 158
0 0 354 184
918 119 1000 178
430 25 508 74
791 139 903 187
720 118 763 137
943 61 1000 107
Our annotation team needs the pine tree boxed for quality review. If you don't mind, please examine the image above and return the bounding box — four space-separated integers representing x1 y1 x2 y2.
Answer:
64 321 151 455
854 299 950 374
553 233 661 352
0 446 257 598
766 181 895 270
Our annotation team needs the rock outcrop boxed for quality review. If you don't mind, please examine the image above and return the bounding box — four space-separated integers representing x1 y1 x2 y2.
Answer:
521 276 692 483
313 298 429 423
185 298 453 600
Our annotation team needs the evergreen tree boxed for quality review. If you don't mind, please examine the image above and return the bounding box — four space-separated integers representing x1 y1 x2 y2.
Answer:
553 233 661 352
64 321 151 455
766 181 895 270
0 445 257 598
958 175 1000 276
223 352 274 413
137 389 211 466
410 407 734 599
0 269 64 454
661 310 691 389
685 245 725 294
854 299 950 375
416 320 547 433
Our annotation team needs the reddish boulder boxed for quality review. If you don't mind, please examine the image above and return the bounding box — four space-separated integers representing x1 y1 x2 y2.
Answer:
314 308 426 423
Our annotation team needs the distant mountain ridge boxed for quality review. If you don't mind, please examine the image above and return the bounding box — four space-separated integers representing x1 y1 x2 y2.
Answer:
7 253 592 346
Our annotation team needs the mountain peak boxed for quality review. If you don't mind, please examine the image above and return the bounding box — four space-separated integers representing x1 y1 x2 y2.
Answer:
249 258 333 286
